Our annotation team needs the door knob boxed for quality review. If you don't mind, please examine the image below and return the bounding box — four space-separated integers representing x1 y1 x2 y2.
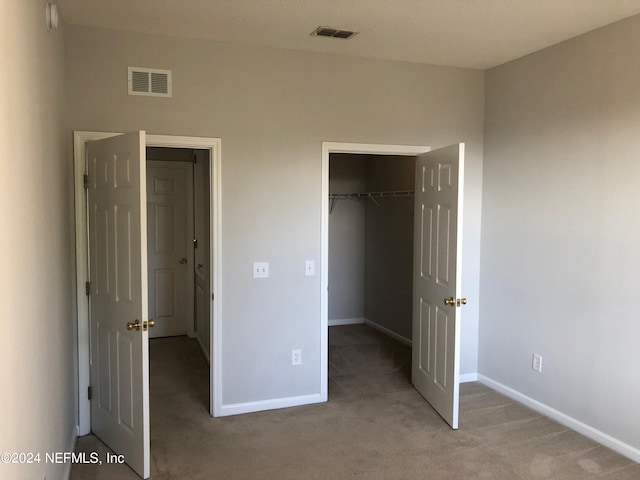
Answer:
143 319 155 331
126 319 141 331
179 258 187 264
444 297 467 307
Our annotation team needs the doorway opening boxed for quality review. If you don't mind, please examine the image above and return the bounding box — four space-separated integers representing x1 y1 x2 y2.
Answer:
320 142 429 402
327 152 416 399
145 147 211 412
146 148 210 351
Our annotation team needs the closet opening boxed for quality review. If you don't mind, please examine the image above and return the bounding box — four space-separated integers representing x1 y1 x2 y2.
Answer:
328 152 416 399
145 147 211 412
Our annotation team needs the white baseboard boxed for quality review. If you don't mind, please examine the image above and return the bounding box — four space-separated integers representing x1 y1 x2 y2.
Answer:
219 393 324 417
478 374 640 464
363 318 412 346
63 426 78 480
459 373 478 383
328 317 365 326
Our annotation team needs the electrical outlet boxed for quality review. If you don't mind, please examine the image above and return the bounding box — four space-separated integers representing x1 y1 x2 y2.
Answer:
292 349 302 366
253 262 269 278
532 353 543 373
305 260 315 276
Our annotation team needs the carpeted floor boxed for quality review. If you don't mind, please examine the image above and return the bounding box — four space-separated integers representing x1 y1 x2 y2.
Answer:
71 324 639 479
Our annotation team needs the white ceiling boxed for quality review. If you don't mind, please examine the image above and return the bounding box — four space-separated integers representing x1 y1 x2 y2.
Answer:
56 0 640 69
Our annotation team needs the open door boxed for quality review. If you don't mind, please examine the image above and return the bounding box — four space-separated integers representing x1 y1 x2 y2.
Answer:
412 143 465 429
87 131 150 478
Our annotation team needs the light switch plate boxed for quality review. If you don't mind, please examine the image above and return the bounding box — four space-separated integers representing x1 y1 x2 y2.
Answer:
253 262 269 278
532 353 543 373
305 260 315 276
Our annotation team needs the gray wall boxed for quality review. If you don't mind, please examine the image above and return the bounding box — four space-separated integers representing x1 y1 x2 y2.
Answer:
481 15 640 454
328 154 366 321
0 2 75 479
65 24 484 405
364 156 415 341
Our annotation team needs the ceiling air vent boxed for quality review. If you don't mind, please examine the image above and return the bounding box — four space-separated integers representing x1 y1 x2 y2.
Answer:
311 26 358 40
128 67 172 97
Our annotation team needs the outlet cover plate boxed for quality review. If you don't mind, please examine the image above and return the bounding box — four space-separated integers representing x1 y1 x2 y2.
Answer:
292 349 302 365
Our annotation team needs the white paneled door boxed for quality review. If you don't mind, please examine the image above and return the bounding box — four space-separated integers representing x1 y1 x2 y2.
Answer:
146 161 193 338
87 132 150 478
412 143 465 429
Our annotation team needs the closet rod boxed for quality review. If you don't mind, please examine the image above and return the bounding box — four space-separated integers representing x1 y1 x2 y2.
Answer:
328 190 414 199
328 190 414 213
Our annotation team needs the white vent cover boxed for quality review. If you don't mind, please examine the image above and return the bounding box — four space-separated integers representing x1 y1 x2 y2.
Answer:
128 67 172 97
310 26 358 40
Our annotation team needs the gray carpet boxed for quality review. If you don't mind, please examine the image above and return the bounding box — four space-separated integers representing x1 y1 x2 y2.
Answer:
71 325 639 479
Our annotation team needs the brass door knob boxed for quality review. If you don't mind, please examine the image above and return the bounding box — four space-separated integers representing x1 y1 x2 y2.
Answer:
127 319 141 331
142 319 155 331
179 258 187 264
444 297 468 307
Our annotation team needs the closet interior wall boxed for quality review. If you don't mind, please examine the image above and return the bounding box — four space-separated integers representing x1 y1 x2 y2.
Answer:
328 154 415 343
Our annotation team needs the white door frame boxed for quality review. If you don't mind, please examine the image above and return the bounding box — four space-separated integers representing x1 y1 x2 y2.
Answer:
74 131 223 436
320 142 430 400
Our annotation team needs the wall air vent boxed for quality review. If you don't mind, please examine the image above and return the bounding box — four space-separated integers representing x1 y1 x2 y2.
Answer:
311 26 358 40
128 67 172 97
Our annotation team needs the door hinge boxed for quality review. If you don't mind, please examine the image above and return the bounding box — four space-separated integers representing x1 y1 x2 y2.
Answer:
85 281 91 296
211 293 214 301
88 386 92 400
193 238 198 248
193 152 197 164
83 174 89 190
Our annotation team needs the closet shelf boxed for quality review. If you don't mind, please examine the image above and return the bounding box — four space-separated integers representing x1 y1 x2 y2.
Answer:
329 190 414 213
328 190 414 199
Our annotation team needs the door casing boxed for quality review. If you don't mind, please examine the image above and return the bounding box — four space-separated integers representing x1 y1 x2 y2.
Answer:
74 131 223 435
320 142 430 401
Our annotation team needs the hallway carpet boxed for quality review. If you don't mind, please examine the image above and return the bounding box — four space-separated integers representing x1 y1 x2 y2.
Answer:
72 325 639 479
